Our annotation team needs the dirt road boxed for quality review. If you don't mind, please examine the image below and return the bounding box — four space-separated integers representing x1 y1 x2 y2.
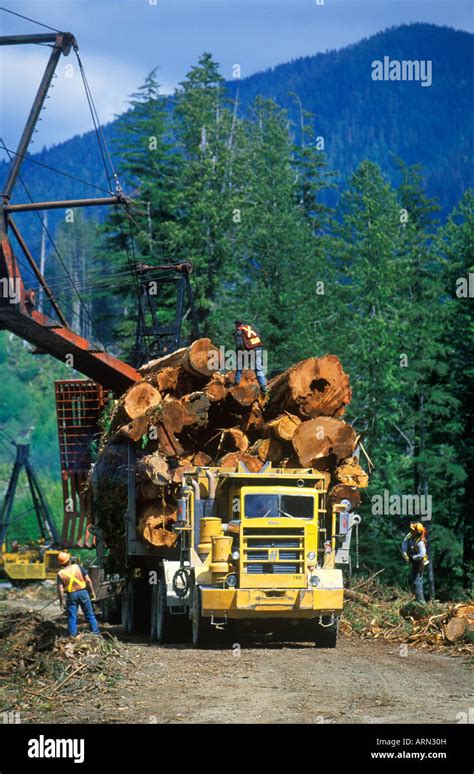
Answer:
86 625 472 724
4 594 472 724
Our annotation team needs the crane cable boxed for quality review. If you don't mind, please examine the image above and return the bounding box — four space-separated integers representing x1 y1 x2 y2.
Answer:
0 6 60 32
0 145 112 196
74 49 149 360
0 139 109 352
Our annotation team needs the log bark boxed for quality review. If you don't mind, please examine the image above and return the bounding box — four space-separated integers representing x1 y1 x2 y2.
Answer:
113 415 149 443
250 438 284 463
138 480 167 502
155 366 181 393
204 372 228 403
239 401 265 435
266 355 351 419
292 417 357 468
136 454 171 485
180 391 210 427
335 457 369 488
139 338 219 379
219 452 263 472
218 428 249 454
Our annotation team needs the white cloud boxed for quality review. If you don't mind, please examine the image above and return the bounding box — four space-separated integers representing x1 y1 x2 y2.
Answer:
0 46 173 151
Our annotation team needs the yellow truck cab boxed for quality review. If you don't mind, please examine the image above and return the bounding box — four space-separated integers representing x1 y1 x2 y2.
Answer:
162 463 360 647
97 459 361 648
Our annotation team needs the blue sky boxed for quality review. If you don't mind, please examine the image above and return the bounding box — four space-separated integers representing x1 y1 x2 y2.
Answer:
0 0 473 151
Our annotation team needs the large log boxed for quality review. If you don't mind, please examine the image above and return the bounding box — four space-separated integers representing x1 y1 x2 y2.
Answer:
250 438 284 463
292 417 357 468
193 451 212 466
180 391 210 427
266 355 351 419
328 483 361 511
138 502 178 548
264 413 301 442
136 454 171 485
219 452 263 472
335 457 369 488
123 382 162 420
227 370 260 407
217 428 249 454
155 366 181 393
113 415 149 443
444 617 467 642
139 338 219 380
240 400 265 435
204 372 228 403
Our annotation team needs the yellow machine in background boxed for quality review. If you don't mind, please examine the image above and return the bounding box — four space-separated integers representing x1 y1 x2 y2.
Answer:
0 435 64 584
0 542 63 582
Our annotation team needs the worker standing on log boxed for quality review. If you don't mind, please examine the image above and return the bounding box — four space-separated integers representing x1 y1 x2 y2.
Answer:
402 522 429 603
233 321 267 396
56 552 100 637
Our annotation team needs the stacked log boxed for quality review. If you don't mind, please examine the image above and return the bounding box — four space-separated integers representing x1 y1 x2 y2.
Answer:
91 339 367 553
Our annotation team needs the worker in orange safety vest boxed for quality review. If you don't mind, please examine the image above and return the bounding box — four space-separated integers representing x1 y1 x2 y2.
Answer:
233 320 267 395
57 552 100 636
401 522 429 604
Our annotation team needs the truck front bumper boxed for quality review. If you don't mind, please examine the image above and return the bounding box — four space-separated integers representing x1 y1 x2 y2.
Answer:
200 587 343 618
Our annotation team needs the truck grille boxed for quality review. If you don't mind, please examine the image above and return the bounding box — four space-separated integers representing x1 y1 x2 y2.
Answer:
242 527 304 575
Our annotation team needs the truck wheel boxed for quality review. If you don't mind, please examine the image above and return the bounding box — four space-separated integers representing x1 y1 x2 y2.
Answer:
191 586 212 648
150 579 169 643
311 616 339 648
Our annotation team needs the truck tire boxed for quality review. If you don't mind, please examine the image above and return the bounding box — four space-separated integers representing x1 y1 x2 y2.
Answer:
150 579 169 643
309 616 339 648
191 586 212 648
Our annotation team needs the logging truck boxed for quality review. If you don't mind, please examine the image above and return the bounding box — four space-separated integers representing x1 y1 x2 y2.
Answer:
92 455 360 648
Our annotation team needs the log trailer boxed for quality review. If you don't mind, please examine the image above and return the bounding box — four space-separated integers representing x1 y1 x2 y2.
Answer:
0 24 361 646
98 457 360 647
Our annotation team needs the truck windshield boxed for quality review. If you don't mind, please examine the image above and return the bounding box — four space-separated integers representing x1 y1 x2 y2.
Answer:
244 494 314 520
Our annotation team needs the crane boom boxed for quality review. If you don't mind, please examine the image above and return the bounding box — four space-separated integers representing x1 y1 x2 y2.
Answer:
0 28 141 395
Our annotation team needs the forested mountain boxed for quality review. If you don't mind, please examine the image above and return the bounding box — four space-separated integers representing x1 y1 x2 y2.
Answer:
0 22 472 261
0 23 472 598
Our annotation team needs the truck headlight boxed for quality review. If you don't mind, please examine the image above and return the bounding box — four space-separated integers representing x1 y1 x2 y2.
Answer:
226 573 237 587
309 575 320 587
307 551 316 561
231 550 240 561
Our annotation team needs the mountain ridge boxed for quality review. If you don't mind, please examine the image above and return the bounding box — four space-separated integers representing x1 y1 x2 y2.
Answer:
1 22 472 253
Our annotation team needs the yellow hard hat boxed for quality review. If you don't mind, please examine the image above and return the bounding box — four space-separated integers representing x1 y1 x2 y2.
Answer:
57 551 70 565
409 522 424 534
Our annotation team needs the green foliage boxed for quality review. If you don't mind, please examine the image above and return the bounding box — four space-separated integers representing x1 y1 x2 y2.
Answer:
1 47 471 601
